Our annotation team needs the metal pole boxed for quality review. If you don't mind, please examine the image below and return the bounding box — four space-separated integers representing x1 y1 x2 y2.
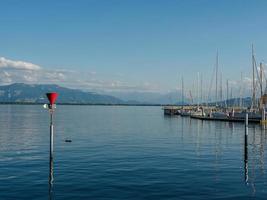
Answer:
226 79 229 108
216 50 218 105
260 62 263 97
50 111 54 160
245 112 248 136
46 92 58 196
49 109 54 187
48 109 54 199
252 44 256 109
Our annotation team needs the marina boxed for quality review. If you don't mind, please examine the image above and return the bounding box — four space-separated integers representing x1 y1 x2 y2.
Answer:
163 106 264 123
164 45 267 126
2 1 267 199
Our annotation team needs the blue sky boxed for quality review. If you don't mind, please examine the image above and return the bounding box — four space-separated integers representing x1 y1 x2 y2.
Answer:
0 0 267 95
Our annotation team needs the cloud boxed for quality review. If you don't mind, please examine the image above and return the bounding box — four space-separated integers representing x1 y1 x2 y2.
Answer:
0 56 161 92
0 57 41 70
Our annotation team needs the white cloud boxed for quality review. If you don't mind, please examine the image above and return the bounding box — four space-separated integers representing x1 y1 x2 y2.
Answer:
0 56 161 92
0 57 41 70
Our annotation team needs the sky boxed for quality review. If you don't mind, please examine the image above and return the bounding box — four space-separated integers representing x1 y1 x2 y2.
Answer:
0 0 267 97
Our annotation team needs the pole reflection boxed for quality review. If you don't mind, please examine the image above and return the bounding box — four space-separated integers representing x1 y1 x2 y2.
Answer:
243 125 267 195
244 129 248 184
49 156 54 200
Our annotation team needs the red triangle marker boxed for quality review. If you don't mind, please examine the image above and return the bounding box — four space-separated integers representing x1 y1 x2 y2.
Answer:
46 92 58 105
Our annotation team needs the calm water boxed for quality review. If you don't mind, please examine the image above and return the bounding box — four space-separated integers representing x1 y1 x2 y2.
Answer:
0 105 267 199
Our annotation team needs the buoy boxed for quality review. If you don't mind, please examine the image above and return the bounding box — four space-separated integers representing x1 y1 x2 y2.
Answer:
45 92 58 187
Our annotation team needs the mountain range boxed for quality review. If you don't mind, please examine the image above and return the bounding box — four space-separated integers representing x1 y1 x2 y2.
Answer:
102 91 187 105
0 83 124 104
0 83 254 106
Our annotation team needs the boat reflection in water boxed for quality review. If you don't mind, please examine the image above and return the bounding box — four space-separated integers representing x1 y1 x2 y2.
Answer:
242 125 267 195
180 116 267 196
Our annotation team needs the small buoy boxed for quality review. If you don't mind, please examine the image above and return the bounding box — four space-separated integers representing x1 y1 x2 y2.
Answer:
65 139 72 143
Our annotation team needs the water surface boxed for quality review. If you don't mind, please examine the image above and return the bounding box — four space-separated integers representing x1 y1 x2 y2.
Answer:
0 105 267 199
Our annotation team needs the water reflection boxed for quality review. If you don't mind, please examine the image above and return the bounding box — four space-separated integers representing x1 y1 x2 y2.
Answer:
49 157 54 200
172 115 267 194
242 125 267 196
244 129 248 184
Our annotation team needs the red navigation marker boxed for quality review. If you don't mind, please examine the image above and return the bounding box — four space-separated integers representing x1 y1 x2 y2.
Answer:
46 92 58 105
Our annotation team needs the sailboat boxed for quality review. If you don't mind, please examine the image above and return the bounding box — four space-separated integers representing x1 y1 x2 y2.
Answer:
229 46 262 122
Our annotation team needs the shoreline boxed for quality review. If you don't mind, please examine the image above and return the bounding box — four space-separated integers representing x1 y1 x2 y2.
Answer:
0 102 165 106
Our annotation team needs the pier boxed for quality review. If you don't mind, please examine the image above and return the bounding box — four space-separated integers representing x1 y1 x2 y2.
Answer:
163 105 263 124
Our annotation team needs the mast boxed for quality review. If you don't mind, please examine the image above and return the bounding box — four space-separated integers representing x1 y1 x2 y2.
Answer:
216 50 219 105
260 62 263 97
240 72 243 108
220 72 223 106
230 86 233 106
182 76 184 107
226 79 229 108
197 72 199 108
189 90 193 105
200 73 203 106
252 44 256 109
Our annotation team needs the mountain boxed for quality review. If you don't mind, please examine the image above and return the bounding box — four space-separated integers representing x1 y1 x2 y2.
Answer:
102 91 189 105
208 97 253 108
0 83 124 104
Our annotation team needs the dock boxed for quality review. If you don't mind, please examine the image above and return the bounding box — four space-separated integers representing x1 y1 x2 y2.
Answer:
190 115 260 123
163 106 262 123
163 106 180 115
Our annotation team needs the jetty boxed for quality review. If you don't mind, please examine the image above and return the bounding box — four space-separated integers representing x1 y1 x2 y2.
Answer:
163 105 264 123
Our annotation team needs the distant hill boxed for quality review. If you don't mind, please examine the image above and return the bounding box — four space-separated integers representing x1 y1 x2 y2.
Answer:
185 97 254 107
103 91 189 105
0 83 254 106
209 97 253 108
0 83 124 104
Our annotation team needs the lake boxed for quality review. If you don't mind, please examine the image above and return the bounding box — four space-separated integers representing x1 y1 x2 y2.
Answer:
0 105 266 199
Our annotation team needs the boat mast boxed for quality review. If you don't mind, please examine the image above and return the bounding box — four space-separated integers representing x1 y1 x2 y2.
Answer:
252 44 256 109
220 72 223 107
226 79 229 108
216 50 219 105
260 62 263 97
230 86 233 106
200 73 203 106
189 90 193 105
182 76 184 107
239 72 243 108
197 72 199 108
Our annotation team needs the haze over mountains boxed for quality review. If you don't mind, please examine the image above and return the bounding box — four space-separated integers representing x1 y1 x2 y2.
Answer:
0 83 186 105
103 91 188 105
0 83 254 106
0 83 123 104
